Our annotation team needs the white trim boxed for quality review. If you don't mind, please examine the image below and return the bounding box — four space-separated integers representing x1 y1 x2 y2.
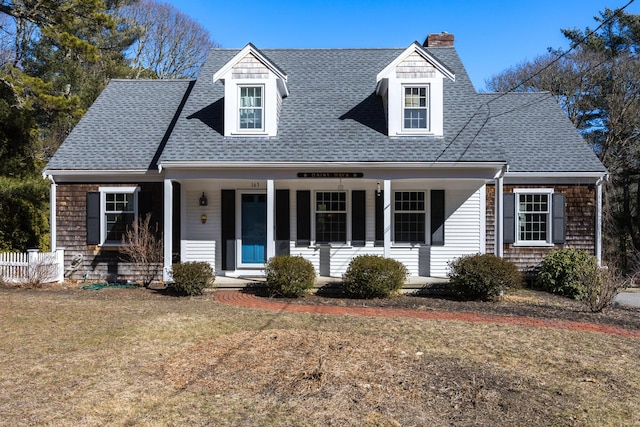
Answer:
392 190 427 244
513 188 554 247
479 184 486 254
98 186 139 246
159 161 507 169
376 42 455 85
163 179 173 281
401 84 430 132
238 84 265 132
266 180 275 260
596 176 605 266
313 190 349 245
48 175 57 252
383 180 391 257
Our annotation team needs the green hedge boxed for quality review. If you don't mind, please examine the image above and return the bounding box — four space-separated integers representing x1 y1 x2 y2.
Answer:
449 254 522 301
265 255 316 297
536 248 597 300
342 255 408 299
169 262 215 296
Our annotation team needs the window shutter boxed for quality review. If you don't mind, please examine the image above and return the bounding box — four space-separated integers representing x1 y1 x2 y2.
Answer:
552 193 566 244
352 191 366 246
375 190 384 246
138 191 152 222
296 190 311 246
275 190 290 240
221 190 235 270
430 190 445 246
503 193 515 244
86 192 100 245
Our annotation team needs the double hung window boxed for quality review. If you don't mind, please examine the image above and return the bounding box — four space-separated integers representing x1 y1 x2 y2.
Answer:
403 86 429 130
394 191 426 243
103 188 137 244
239 86 263 130
315 192 346 244
516 191 551 244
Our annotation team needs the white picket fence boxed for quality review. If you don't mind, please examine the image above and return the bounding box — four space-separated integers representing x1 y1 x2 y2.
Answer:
0 249 64 284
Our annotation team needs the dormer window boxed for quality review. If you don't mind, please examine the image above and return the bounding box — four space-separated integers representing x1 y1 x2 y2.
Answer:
403 86 429 130
239 86 263 130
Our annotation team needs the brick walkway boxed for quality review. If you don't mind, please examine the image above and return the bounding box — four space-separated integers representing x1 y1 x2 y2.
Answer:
214 290 640 339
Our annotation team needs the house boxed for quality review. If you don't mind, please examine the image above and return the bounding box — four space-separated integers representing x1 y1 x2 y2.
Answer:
44 33 607 283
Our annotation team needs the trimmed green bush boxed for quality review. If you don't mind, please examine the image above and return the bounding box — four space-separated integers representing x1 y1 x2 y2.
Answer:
342 255 408 299
536 248 598 300
449 254 522 301
169 262 215 296
265 255 316 297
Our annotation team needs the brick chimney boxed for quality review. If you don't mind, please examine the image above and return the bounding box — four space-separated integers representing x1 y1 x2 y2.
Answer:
424 32 454 47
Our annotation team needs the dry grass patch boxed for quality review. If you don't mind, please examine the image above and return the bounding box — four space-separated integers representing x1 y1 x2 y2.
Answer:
1 285 639 426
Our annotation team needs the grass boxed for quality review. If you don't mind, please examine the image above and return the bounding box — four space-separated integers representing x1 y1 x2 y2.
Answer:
1 285 639 426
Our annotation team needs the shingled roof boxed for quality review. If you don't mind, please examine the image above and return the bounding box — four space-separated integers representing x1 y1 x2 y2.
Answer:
46 45 606 174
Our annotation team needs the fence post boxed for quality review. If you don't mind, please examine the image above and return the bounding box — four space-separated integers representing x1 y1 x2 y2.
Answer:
55 248 65 283
27 249 38 282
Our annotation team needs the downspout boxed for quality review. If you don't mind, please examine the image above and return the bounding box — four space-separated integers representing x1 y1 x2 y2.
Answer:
595 174 607 266
494 165 507 258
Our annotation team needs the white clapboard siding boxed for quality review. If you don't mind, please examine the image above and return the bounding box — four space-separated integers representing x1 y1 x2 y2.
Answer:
181 240 216 270
330 245 384 277
430 188 483 277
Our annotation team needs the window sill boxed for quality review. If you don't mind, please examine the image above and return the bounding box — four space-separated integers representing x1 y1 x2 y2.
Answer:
512 242 555 247
394 131 436 137
230 131 268 136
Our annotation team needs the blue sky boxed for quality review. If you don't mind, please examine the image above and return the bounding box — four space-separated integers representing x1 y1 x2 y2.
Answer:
165 0 639 90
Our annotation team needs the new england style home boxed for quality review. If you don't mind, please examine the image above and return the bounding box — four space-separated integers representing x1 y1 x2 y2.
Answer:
44 33 607 283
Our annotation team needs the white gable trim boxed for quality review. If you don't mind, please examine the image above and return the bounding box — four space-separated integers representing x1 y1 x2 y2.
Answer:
376 42 455 92
213 43 289 97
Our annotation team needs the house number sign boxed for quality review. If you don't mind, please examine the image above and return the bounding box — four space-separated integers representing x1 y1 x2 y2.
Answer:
297 172 364 178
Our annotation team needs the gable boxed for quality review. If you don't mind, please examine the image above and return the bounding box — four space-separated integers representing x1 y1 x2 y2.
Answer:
396 52 436 79
231 53 270 79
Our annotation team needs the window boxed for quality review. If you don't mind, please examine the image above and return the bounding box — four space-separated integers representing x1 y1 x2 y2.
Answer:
394 191 426 243
403 86 429 130
517 191 551 244
101 187 137 244
239 86 263 130
315 192 346 243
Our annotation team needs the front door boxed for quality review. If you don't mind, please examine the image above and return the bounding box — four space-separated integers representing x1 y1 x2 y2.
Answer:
241 194 267 264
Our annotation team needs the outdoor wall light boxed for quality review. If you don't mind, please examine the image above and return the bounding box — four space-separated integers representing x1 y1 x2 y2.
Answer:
199 192 208 206
376 181 381 197
201 214 207 224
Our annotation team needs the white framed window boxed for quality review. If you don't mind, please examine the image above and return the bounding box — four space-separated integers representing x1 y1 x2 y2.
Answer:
100 187 138 245
394 191 426 243
515 188 553 245
315 191 347 244
403 86 429 130
239 85 263 130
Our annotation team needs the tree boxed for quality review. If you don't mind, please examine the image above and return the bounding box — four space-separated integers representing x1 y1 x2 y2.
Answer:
121 0 218 79
486 8 640 271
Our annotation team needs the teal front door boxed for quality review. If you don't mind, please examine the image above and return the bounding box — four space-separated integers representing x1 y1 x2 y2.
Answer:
241 194 267 264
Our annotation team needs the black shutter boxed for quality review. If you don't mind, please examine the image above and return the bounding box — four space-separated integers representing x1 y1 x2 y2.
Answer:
275 190 290 240
221 190 235 270
375 190 384 246
296 190 311 246
86 192 100 245
503 193 515 244
552 193 566 244
431 190 445 246
352 190 366 246
275 190 290 255
138 191 152 222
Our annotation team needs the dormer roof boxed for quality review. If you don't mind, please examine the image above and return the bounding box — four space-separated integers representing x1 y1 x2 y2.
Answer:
213 43 289 97
375 42 455 94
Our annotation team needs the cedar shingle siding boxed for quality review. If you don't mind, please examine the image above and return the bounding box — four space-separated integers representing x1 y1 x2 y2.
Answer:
56 183 164 281
486 184 596 272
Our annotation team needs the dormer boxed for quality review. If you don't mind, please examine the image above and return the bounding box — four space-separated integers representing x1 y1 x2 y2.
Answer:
213 43 288 137
376 40 455 137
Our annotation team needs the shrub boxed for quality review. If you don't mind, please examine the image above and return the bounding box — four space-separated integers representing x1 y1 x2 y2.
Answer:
342 255 408 299
537 248 597 300
577 263 627 313
449 254 522 301
120 213 163 288
265 255 316 297
169 262 215 296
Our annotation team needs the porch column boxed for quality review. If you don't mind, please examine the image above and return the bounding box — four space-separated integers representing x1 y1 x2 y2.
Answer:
48 175 57 252
266 179 275 261
596 176 604 266
383 180 391 257
494 172 504 257
163 179 173 281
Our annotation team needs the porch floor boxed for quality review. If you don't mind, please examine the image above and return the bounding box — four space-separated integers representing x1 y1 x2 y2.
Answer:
214 275 449 291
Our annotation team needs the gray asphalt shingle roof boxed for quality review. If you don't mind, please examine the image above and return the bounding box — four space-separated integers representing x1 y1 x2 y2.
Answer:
46 45 606 174
46 79 193 171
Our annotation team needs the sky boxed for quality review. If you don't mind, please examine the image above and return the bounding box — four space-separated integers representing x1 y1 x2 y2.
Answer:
164 0 639 90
